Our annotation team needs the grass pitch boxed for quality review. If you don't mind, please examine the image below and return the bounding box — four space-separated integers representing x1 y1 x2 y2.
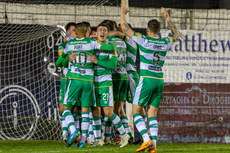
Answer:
0 140 230 153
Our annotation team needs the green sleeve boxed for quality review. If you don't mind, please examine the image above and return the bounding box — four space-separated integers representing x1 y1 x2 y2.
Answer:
55 53 68 67
96 55 117 70
61 56 69 67
100 43 116 51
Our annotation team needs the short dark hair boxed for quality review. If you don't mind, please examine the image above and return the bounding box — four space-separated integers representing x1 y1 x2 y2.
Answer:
65 22 77 31
81 21 91 28
97 23 109 31
75 22 88 34
148 19 160 34
100 20 117 31
91 26 97 32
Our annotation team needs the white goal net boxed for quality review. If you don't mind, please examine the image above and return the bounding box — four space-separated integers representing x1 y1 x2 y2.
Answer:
0 0 118 140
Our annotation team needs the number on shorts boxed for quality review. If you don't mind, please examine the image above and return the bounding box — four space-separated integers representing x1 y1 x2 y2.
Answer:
102 93 109 101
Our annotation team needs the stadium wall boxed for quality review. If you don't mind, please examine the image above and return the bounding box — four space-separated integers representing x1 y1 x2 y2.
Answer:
0 2 230 31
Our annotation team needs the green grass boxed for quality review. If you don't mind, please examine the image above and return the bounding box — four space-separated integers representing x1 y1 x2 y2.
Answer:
0 140 230 153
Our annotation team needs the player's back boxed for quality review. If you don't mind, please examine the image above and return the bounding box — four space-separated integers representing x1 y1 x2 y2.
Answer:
108 36 128 79
65 37 97 81
133 33 174 79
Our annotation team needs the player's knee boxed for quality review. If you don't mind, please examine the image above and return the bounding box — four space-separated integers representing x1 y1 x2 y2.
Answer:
103 107 113 117
104 111 113 118
92 107 100 117
58 104 64 114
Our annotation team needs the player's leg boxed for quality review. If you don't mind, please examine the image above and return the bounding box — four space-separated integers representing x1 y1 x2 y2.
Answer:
141 108 148 128
88 109 95 144
113 80 123 142
101 112 105 143
59 78 68 142
75 81 94 148
72 106 80 135
92 106 102 146
146 79 163 153
119 80 134 140
59 103 68 142
103 116 112 144
119 101 133 141
146 106 158 153
62 79 81 147
102 86 129 147
132 78 152 152
103 106 129 147
91 86 103 146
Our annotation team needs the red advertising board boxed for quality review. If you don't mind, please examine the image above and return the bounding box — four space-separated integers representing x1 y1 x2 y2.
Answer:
158 83 230 143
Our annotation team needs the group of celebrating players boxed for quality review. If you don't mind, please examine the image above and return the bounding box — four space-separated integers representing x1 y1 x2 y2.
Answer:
56 6 179 153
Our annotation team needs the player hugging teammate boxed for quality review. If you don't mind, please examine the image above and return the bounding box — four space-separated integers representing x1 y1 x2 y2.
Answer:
55 5 178 153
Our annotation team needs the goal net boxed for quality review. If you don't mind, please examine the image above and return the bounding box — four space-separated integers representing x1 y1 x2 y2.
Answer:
0 0 119 140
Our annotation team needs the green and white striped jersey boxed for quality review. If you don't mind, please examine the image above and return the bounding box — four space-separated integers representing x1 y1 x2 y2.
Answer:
94 50 117 88
107 36 128 80
123 36 140 97
63 37 116 81
124 36 139 85
132 32 175 79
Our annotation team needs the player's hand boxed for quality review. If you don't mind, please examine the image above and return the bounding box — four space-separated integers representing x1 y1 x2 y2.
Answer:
69 52 76 62
121 6 129 15
161 7 170 21
63 37 68 43
89 32 97 39
88 53 98 64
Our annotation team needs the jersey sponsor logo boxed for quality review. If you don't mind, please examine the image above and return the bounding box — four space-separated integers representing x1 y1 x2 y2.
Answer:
148 65 162 71
69 41 87 44
114 67 127 73
74 68 86 74
149 39 166 44
74 45 82 49
152 44 166 50
114 41 126 48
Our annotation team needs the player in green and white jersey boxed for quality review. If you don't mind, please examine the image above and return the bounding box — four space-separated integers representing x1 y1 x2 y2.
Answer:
61 22 116 148
55 22 77 142
120 6 179 153
88 23 129 147
101 20 134 141
109 27 150 142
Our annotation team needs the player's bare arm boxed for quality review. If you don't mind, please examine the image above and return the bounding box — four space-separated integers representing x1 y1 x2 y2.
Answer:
69 52 76 62
161 7 179 40
88 53 98 64
109 30 124 38
120 6 134 39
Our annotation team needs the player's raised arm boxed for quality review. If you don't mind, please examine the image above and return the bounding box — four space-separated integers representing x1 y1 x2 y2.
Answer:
120 6 134 39
161 7 179 41
92 39 116 51
88 52 117 70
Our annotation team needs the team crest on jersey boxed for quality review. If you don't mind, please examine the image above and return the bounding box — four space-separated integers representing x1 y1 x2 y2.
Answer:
96 40 102 44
